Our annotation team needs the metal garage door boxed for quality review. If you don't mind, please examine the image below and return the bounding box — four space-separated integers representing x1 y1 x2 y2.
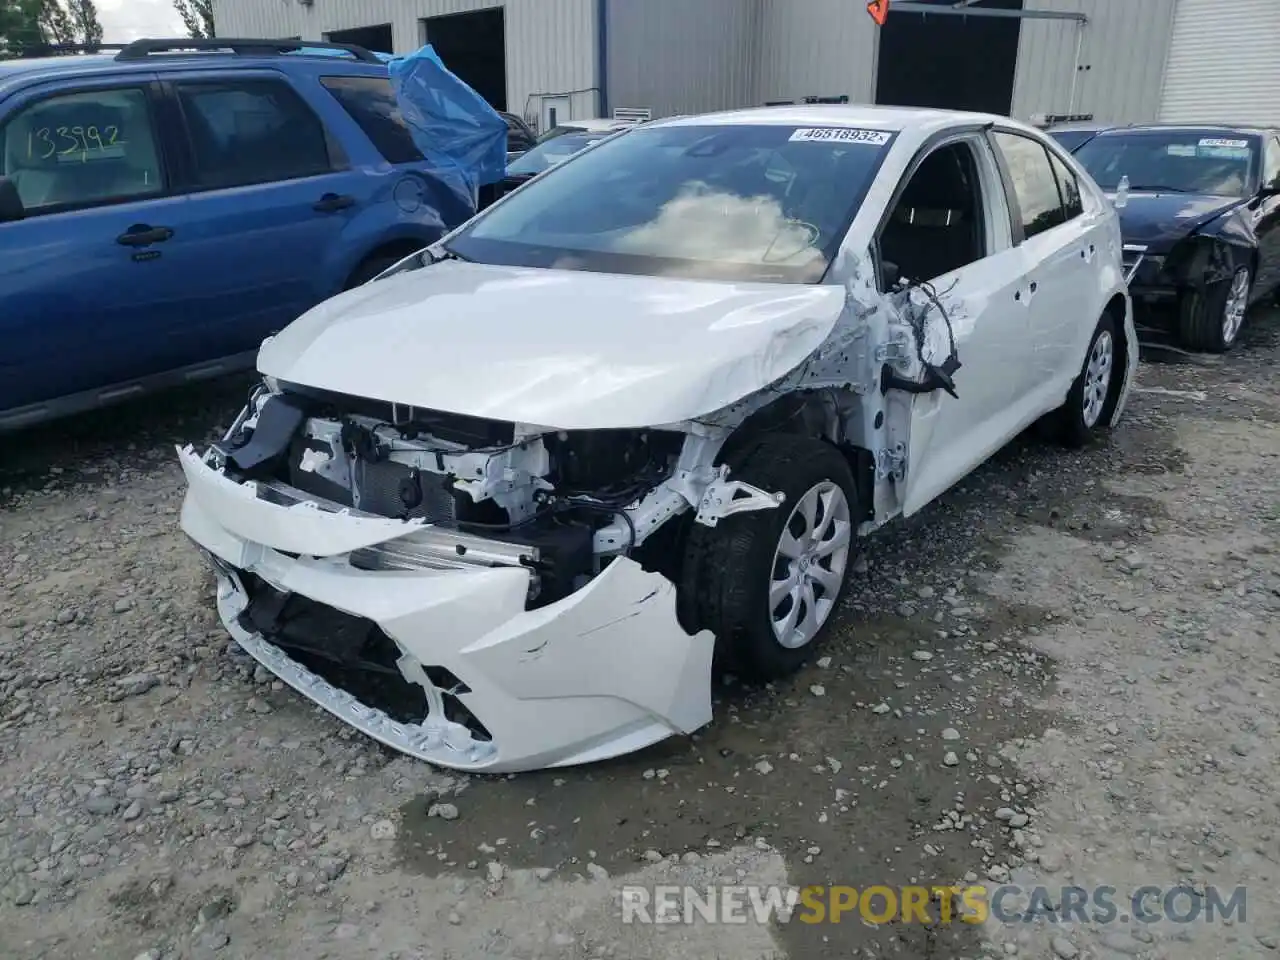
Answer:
1159 0 1280 125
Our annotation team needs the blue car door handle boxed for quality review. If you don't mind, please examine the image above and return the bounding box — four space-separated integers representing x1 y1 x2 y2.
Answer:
116 224 173 247
314 193 355 212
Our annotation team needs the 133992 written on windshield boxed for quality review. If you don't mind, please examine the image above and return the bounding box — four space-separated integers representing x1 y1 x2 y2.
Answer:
27 125 125 161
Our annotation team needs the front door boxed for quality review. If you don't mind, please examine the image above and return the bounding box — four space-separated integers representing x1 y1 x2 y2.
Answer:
0 76 191 415
875 136 1033 516
1252 135 1280 301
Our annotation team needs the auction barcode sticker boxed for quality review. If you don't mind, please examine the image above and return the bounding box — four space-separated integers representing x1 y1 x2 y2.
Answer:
789 127 892 145
1198 138 1249 148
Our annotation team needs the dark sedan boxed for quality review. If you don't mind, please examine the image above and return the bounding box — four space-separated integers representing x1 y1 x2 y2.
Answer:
1073 124 1280 352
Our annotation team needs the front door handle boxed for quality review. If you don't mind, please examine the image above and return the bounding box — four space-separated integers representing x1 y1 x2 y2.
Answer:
116 224 173 247
313 193 355 213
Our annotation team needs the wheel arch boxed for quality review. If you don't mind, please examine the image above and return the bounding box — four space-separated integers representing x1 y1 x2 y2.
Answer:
343 237 435 290
715 389 877 525
1102 290 1130 393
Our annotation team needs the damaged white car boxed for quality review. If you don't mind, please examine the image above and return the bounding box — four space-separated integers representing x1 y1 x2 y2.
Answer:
178 106 1137 772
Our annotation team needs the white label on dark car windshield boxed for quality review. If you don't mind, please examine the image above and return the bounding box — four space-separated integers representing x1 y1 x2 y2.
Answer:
1198 138 1248 148
789 127 891 145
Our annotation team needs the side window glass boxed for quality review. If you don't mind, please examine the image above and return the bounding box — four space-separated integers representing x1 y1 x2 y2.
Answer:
993 131 1066 239
879 141 987 284
320 76 423 165
0 87 164 215
1048 151 1083 220
176 79 332 189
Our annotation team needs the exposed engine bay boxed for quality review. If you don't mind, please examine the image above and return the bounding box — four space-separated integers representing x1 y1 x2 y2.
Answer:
208 380 784 609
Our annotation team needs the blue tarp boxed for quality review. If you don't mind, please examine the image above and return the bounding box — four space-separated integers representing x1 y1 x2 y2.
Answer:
387 44 509 208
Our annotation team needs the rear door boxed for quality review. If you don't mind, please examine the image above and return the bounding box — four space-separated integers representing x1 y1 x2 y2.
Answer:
0 73 194 416
989 130 1095 406
148 69 365 366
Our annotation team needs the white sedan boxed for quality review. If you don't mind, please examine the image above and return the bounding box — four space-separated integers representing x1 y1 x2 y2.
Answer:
177 105 1137 772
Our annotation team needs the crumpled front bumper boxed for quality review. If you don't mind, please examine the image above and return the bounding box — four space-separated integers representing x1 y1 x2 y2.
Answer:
176 446 715 773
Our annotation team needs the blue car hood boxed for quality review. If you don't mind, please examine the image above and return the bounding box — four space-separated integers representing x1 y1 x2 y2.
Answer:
1112 192 1244 252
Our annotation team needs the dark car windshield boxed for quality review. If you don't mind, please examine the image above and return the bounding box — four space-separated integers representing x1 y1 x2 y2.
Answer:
1074 130 1259 197
507 131 616 175
446 123 897 283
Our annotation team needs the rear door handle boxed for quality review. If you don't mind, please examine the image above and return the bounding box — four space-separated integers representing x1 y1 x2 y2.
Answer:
116 225 173 247
313 193 355 212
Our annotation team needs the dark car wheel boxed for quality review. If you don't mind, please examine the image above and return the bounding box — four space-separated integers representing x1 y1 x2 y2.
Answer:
1177 263 1251 353
679 435 860 682
1052 312 1119 449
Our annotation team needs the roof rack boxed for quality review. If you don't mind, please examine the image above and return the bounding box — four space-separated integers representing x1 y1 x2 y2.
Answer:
114 37 382 64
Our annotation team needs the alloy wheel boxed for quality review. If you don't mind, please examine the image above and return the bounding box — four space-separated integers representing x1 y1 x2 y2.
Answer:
1082 329 1114 429
769 480 852 649
1221 267 1250 345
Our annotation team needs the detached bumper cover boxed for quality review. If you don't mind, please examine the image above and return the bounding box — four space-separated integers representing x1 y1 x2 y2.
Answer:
177 446 715 773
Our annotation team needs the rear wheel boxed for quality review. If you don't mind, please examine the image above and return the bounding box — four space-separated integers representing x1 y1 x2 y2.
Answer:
1177 264 1251 353
679 436 860 681
1052 313 1118 449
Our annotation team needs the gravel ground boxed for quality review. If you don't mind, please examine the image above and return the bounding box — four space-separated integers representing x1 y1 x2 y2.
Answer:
1 306 1277 960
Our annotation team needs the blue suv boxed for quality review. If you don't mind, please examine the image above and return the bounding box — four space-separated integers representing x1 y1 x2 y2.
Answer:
0 38 474 431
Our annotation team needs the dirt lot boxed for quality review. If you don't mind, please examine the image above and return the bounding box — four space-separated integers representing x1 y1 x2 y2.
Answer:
1 307 1278 960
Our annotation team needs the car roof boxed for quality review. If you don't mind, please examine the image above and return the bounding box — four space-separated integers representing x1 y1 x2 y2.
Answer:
557 118 638 132
1046 121 1113 132
653 103 1011 133
0 44 388 101
1091 122 1275 138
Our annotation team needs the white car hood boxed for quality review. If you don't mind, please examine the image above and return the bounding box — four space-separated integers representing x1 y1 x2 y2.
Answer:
257 260 845 429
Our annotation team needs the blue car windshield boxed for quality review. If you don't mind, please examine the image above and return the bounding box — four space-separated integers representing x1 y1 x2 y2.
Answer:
447 123 897 283
1074 130 1259 197
506 131 615 175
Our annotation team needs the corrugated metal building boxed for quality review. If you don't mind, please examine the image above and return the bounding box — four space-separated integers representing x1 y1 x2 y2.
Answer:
211 0 1280 133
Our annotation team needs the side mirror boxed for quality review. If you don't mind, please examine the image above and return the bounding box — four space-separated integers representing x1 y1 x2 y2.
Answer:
1260 178 1280 199
0 177 24 223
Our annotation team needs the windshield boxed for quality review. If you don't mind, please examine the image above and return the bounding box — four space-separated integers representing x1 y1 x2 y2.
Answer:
447 123 897 283
507 131 615 175
1074 130 1259 197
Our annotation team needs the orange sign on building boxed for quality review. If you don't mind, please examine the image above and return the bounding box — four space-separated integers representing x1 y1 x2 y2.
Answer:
867 0 890 26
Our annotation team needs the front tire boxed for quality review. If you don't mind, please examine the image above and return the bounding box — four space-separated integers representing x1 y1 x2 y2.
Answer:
1053 313 1119 449
1177 264 1251 353
679 436 860 682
